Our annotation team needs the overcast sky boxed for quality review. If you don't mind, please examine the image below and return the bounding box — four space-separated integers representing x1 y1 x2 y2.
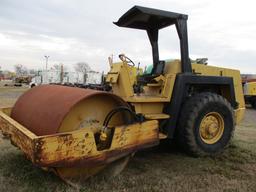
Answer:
0 0 255 74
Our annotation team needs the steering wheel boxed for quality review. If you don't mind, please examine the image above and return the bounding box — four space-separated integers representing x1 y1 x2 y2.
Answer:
118 54 135 66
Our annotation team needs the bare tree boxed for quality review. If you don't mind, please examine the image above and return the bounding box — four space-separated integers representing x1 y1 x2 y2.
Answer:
74 62 91 84
53 64 61 71
53 63 68 72
29 69 37 76
74 62 91 73
14 64 28 76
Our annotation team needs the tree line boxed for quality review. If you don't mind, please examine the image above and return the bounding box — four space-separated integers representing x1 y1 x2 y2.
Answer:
14 62 91 77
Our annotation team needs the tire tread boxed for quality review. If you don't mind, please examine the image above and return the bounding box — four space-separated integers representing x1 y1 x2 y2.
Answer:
177 92 234 156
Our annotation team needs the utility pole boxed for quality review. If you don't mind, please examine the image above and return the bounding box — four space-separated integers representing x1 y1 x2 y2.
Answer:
44 55 50 84
60 64 64 84
44 55 50 70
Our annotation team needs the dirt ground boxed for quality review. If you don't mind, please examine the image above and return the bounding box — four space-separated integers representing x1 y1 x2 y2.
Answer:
0 84 255 192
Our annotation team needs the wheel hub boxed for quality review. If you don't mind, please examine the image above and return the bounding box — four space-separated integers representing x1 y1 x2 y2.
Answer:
199 112 224 144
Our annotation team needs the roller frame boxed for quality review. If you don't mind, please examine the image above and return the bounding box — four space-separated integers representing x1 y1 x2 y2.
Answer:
0 107 159 168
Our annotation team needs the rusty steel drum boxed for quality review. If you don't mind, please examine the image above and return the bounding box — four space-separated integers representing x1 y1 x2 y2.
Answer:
11 85 131 182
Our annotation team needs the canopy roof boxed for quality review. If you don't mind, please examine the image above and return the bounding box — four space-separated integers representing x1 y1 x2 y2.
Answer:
114 6 188 30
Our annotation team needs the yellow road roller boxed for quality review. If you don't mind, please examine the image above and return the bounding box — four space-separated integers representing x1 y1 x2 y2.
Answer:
0 6 245 182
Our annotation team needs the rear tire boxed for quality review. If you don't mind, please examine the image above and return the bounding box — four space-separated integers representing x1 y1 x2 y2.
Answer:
176 92 234 156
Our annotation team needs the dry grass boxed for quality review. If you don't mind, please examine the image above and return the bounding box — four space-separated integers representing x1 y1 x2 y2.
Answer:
0 85 256 192
0 81 28 107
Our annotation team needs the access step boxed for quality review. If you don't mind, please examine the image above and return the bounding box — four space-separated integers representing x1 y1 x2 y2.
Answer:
144 113 170 120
